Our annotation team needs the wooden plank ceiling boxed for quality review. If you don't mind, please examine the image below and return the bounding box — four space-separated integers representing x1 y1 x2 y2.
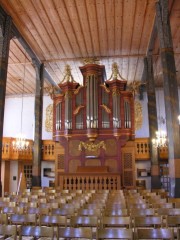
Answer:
0 0 179 96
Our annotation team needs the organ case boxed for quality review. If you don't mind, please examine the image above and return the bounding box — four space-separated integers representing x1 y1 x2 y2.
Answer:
53 63 135 189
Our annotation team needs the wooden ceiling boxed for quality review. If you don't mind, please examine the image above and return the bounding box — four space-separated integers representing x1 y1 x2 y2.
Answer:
0 0 179 96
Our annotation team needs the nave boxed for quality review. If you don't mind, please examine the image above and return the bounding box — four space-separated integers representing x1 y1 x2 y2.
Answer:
0 188 180 239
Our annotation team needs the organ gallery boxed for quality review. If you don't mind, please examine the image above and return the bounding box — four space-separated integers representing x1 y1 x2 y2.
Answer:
53 62 136 190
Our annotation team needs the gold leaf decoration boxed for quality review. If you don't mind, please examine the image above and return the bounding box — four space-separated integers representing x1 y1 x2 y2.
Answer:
100 84 110 93
112 88 120 96
100 104 111 114
73 105 85 115
78 141 106 152
127 80 146 97
45 104 53 132
82 57 100 65
135 100 143 130
74 85 84 95
107 62 126 81
60 65 77 84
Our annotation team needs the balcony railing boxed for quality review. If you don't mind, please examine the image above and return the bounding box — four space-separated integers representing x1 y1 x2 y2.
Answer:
135 138 168 160
57 173 121 191
2 137 55 161
1 137 168 161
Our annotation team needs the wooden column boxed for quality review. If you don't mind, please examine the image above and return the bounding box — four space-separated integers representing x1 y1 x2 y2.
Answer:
145 56 161 189
0 9 12 196
156 0 180 197
32 63 44 186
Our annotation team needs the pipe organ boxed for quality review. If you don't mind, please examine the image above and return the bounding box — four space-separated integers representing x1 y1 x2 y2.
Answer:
53 62 135 189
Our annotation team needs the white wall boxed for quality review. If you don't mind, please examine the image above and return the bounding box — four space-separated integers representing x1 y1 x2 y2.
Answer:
3 95 53 140
3 97 34 139
3 95 54 189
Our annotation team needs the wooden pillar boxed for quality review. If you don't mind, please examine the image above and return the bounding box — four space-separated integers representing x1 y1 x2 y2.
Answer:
145 56 161 189
156 0 180 197
32 63 44 186
0 10 12 196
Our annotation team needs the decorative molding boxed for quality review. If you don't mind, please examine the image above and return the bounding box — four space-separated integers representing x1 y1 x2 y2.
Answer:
135 100 143 130
73 105 85 115
100 104 111 114
45 104 53 132
78 141 106 152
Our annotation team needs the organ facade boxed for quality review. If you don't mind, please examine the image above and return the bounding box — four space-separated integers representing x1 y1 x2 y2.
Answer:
53 62 136 189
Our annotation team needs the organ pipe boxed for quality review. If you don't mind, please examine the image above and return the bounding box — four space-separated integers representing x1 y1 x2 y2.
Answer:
86 76 90 128
65 91 72 129
102 87 110 128
56 102 61 130
53 63 134 142
75 89 83 129
113 92 121 128
124 101 131 128
86 74 98 129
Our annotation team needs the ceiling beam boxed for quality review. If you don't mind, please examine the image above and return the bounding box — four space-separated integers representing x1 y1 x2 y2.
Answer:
11 24 58 88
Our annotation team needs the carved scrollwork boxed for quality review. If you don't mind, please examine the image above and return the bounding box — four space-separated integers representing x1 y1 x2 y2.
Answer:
107 62 126 81
73 105 85 115
135 100 143 130
78 141 106 152
112 88 120 96
82 57 100 65
45 104 53 132
60 65 77 84
100 84 110 93
65 90 73 99
74 85 84 95
100 104 111 114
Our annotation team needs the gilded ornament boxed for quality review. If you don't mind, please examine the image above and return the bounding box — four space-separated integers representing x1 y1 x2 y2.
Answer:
112 88 120 96
100 84 110 93
65 90 73 99
78 141 106 152
44 86 61 99
45 104 53 132
74 85 84 95
127 80 146 97
135 100 143 130
100 104 111 114
60 65 77 84
107 62 126 81
82 57 100 65
73 105 85 115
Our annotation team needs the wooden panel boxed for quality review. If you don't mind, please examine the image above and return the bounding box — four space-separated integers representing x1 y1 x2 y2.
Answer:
69 159 81 173
85 159 101 167
77 166 108 173
121 141 135 189
4 161 10 194
105 159 118 173
68 140 81 157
